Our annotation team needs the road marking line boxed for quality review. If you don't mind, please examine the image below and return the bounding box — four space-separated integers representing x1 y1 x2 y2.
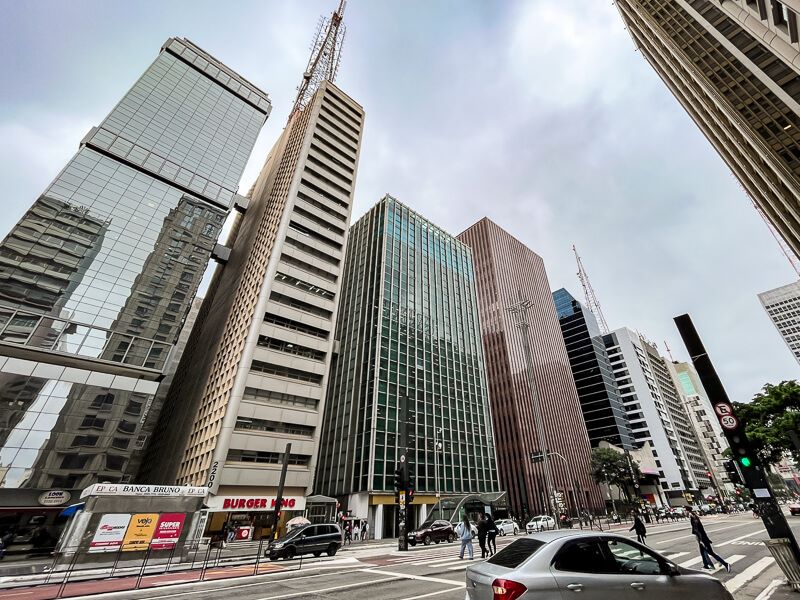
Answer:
679 556 704 568
253 575 400 599
398 588 468 600
717 529 766 547
361 568 466 587
710 554 746 572
725 557 776 593
655 523 748 545
665 552 689 559
754 579 784 600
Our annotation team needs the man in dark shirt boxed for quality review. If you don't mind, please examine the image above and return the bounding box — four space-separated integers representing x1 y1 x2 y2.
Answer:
476 514 489 558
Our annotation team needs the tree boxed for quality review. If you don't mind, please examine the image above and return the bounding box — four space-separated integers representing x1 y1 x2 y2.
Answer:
733 381 800 464
591 448 642 501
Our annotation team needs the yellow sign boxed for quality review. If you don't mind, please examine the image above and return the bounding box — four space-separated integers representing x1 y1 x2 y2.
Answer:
121 513 158 552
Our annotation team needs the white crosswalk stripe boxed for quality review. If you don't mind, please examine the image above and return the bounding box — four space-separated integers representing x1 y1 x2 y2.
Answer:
664 551 689 560
725 557 776 593
710 554 746 573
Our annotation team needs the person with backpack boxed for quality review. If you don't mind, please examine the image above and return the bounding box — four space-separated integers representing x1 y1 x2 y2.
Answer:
455 514 474 560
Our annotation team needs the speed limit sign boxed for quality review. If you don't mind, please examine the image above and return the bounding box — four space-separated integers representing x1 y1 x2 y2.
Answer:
720 414 738 430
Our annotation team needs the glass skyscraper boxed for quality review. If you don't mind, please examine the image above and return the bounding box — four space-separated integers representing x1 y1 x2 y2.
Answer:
316 196 499 539
552 288 634 450
0 38 270 526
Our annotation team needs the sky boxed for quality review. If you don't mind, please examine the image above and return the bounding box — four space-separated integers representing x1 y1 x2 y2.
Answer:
1 0 798 402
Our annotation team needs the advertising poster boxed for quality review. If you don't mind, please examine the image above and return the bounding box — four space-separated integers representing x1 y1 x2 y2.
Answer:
150 513 186 550
88 513 132 553
121 513 158 552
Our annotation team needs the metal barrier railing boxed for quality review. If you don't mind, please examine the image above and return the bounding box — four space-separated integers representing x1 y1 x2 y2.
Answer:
1 538 311 598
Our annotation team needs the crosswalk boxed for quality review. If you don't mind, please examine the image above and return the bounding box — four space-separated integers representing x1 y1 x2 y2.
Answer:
363 525 784 598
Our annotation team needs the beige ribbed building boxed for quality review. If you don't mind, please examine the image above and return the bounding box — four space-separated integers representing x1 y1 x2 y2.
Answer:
141 82 364 533
615 0 800 258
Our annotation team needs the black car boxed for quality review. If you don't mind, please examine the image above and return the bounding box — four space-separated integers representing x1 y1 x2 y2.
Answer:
267 523 343 561
407 519 455 546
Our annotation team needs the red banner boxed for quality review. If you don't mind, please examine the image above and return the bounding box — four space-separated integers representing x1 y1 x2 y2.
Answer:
150 513 185 550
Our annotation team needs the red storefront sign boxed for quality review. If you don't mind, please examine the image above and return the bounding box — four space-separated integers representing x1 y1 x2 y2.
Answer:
221 497 297 510
150 513 186 550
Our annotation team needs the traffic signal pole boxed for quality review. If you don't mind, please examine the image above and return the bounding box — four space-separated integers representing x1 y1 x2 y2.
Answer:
674 314 800 565
397 394 409 551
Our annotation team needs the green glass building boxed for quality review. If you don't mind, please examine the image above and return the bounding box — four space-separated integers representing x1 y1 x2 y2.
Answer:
316 196 499 539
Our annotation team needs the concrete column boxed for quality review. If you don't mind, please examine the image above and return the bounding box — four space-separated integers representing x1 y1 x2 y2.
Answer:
418 504 428 527
375 504 384 540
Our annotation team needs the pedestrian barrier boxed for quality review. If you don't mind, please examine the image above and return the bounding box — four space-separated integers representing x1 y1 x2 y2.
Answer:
763 538 800 592
1 538 309 598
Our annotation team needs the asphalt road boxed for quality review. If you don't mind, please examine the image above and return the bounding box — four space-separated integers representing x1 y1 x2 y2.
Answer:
3 513 799 600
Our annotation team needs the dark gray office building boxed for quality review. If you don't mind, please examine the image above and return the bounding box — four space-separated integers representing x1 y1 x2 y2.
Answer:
552 289 634 450
0 38 270 532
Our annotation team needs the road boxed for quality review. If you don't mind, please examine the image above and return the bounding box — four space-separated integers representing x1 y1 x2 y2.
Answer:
2 513 798 600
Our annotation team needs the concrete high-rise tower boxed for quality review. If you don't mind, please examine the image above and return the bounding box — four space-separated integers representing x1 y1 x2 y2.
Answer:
0 38 270 528
615 0 800 258
458 219 603 519
758 279 800 364
141 6 363 535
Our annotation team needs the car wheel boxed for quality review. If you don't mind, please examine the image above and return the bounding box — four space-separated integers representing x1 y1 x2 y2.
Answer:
423 535 432 546
447 533 455 543
284 547 296 560
409 539 416 546
514 528 519 535
326 543 338 557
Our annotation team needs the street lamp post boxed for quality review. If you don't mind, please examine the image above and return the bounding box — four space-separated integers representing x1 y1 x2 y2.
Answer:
549 451 578 517
507 290 558 522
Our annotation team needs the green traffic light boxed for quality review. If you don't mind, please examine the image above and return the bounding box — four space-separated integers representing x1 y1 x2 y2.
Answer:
740 457 752 468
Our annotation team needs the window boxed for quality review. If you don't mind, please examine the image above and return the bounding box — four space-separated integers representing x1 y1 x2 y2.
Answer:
487 538 546 569
80 415 106 430
553 539 610 573
89 393 114 411
257 335 325 361
604 539 664 575
60 454 90 469
105 455 127 471
235 417 315 437
72 435 98 447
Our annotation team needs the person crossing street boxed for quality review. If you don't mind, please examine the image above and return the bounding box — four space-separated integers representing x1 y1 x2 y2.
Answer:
630 512 647 545
688 507 731 572
455 514 474 560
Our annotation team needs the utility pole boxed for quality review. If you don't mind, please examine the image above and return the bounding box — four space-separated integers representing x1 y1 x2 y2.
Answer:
674 314 800 567
508 290 558 522
273 442 291 541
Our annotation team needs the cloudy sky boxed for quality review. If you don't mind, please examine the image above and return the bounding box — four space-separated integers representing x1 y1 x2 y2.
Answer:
1 0 798 401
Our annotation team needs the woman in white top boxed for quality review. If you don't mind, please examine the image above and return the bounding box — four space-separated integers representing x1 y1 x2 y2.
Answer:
455 514 474 560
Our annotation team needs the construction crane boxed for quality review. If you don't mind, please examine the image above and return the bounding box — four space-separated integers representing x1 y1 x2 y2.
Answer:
573 245 611 335
289 0 347 120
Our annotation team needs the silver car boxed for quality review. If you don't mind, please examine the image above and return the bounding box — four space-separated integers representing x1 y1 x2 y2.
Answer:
465 531 733 600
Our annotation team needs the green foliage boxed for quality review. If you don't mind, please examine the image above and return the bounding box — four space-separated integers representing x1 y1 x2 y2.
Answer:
733 381 800 464
590 448 642 500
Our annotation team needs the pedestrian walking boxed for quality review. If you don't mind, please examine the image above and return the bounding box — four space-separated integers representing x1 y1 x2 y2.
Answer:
630 513 647 545
486 514 498 556
476 514 489 558
362 521 369 541
344 522 352 545
455 515 474 560
352 522 360 542
687 507 731 572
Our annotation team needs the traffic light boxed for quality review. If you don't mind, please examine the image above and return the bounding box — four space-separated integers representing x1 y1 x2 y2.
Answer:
406 479 415 503
724 459 743 485
740 456 752 468
393 468 402 491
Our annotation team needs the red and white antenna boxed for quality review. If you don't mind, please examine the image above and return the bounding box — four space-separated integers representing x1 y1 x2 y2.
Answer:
573 244 610 335
290 0 347 119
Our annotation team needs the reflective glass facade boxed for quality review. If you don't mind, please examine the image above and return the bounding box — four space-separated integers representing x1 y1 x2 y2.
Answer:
457 219 603 518
0 38 270 503
552 288 634 450
317 196 499 505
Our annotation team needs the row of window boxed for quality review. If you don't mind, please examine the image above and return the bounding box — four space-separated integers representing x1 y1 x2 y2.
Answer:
226 449 310 466
257 335 326 362
264 312 329 340
250 359 323 384
234 416 314 437
241 386 319 410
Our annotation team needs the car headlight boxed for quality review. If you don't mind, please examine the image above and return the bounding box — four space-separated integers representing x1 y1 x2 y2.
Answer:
272 542 284 549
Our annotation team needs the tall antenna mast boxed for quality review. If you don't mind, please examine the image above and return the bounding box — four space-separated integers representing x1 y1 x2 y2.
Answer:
573 244 610 335
730 172 800 276
290 0 347 120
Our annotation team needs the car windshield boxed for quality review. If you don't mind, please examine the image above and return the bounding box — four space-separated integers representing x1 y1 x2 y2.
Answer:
487 538 546 568
279 527 305 541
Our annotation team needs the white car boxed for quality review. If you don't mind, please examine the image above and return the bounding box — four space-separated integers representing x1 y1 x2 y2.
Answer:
495 519 519 536
526 515 556 533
